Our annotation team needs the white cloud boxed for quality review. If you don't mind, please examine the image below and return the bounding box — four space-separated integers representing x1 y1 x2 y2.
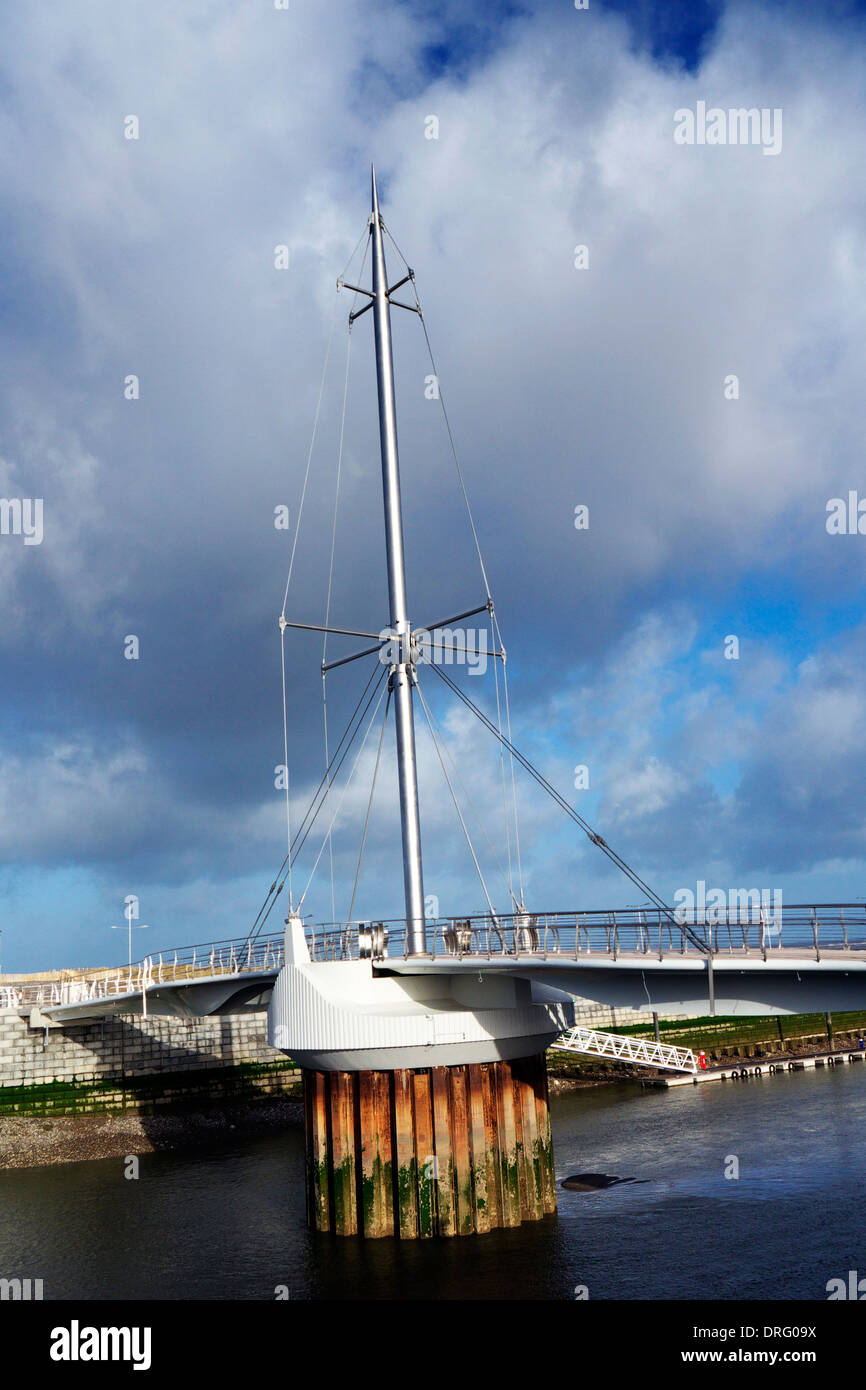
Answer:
3 1 866 963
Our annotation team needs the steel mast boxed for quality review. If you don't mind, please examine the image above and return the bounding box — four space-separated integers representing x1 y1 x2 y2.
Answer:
370 166 426 954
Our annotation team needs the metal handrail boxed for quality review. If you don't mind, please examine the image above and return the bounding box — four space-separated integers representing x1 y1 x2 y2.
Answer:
4 904 866 1011
553 1025 697 1074
328 903 866 963
1 933 286 1011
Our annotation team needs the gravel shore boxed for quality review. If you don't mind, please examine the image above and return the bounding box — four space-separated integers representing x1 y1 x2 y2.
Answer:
0 1065 654 1171
0 1098 304 1170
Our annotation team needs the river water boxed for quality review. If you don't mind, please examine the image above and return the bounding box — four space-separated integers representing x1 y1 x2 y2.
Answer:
2 1065 864 1301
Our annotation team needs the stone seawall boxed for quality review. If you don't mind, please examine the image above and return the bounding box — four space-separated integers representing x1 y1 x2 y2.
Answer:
0 1009 286 1089
0 1009 302 1120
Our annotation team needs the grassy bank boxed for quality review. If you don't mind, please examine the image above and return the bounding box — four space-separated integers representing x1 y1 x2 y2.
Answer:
544 1010 866 1082
605 1010 866 1058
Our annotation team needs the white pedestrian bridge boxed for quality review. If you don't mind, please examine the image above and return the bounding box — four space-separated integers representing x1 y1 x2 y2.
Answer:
4 903 866 1025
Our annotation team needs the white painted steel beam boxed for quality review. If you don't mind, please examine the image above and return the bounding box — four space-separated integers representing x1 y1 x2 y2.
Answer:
552 1025 697 1073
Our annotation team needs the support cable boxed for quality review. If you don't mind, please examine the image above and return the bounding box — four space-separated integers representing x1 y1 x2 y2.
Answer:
276 224 370 920
429 663 708 952
415 678 499 920
296 676 391 910
383 224 492 600
417 675 521 911
495 614 525 907
489 606 516 905
253 666 387 939
248 663 384 939
384 224 526 910
321 292 360 925
345 687 392 927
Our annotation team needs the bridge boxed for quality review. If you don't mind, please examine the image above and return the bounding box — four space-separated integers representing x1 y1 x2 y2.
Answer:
0 936 283 1023
6 900 865 1241
552 1024 697 1073
7 902 866 1026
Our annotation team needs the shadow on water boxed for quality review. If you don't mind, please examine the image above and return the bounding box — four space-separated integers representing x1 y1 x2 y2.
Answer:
560 1174 648 1191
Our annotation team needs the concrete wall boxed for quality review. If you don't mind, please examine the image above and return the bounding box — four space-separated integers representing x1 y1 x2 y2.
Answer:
570 1000 685 1029
0 1009 286 1089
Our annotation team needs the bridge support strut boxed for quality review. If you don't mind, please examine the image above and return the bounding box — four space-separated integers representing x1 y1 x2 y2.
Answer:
303 1053 556 1238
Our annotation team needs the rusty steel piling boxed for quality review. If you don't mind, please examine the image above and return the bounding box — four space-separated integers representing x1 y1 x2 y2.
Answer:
303 1053 556 1238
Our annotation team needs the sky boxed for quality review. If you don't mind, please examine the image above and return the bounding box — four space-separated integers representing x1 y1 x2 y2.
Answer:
2 0 866 972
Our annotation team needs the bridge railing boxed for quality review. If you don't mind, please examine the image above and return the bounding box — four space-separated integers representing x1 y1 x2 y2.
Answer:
302 903 866 964
0 934 285 1011
4 904 866 1012
553 1025 697 1073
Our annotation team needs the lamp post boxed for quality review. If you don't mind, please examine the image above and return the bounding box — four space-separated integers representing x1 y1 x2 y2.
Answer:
110 895 148 983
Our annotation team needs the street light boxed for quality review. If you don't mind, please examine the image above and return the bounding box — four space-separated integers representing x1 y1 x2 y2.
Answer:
110 896 149 979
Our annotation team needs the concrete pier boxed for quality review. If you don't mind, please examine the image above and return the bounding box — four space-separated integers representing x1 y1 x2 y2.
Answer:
303 1053 556 1238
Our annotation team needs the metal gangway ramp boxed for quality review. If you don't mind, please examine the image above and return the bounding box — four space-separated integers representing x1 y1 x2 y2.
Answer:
552 1025 697 1074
